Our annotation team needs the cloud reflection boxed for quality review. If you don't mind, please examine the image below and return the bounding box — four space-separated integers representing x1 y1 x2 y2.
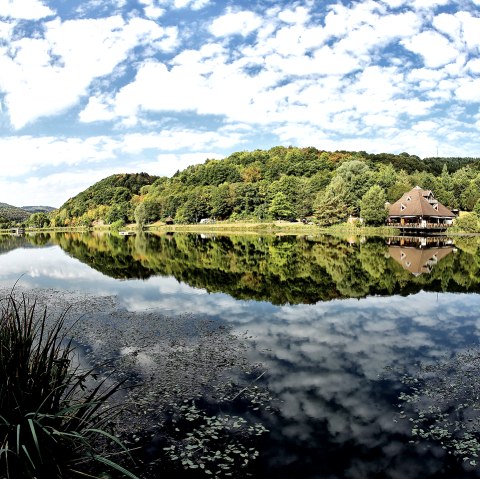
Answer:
1 244 480 477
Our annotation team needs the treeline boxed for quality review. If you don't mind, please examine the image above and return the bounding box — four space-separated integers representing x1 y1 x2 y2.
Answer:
39 147 480 228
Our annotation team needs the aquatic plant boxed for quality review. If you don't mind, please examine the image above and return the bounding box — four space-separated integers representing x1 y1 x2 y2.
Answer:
397 350 480 468
0 292 138 479
162 400 267 478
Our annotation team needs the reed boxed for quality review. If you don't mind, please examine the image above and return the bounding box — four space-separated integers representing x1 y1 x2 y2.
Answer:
0 292 138 479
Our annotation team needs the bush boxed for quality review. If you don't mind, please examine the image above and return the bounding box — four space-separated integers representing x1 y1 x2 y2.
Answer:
0 292 138 479
454 212 480 233
110 219 125 230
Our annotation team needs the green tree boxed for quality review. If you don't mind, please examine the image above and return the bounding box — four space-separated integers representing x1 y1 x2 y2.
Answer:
359 185 388 226
314 177 351 226
210 184 233 219
269 192 295 220
436 164 455 208
375 163 397 191
134 202 147 228
387 169 412 202
460 182 480 211
27 212 50 228
473 199 480 216
454 213 479 233
334 160 374 212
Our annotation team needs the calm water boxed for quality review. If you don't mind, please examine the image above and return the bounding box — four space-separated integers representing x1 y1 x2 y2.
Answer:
1 231 480 478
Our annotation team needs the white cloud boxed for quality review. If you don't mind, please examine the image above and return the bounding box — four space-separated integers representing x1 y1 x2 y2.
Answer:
120 128 246 152
144 5 165 18
0 168 118 207
174 0 210 9
209 10 262 37
139 0 165 18
432 12 461 40
79 95 116 123
410 0 450 9
0 0 54 19
401 30 459 68
0 135 118 177
380 0 407 7
0 16 177 129
457 11 480 51
0 20 14 39
278 6 310 24
455 79 480 102
466 59 480 74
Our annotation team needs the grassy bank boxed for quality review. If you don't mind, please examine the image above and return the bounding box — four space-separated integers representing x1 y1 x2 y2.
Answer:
4 221 480 237
146 221 401 237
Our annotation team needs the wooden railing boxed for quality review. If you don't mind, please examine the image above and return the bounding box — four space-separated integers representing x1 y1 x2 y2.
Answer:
386 222 450 229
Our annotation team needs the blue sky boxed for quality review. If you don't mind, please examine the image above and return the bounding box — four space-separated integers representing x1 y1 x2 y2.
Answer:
0 0 479 207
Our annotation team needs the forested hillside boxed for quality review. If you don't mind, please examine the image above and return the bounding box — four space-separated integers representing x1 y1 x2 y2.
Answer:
48 147 480 228
51 172 158 227
0 202 31 224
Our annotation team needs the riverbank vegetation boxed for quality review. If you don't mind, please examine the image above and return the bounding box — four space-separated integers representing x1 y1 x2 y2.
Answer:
0 292 137 479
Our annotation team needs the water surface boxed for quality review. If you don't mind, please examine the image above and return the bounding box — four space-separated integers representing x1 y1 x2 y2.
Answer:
1 232 480 478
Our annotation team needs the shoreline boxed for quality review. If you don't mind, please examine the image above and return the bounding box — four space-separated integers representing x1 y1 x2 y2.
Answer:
2 221 479 237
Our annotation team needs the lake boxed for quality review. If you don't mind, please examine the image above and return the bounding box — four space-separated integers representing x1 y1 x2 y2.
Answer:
1 231 480 478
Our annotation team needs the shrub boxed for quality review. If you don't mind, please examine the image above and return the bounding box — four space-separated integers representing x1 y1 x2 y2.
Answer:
454 212 479 233
0 292 138 479
110 219 125 230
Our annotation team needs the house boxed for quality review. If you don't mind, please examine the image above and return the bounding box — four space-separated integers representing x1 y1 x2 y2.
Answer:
387 186 455 233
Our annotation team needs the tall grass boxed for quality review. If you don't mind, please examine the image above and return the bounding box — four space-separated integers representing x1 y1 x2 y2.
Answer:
0 292 138 479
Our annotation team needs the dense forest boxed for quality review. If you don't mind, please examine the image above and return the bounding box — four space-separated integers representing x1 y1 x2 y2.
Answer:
52 147 480 228
50 172 158 228
3 147 480 229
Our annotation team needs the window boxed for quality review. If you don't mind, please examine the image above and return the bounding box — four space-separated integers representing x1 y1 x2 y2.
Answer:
401 203 406 211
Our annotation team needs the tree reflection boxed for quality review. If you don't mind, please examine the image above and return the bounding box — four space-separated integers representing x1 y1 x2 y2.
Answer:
1 232 479 304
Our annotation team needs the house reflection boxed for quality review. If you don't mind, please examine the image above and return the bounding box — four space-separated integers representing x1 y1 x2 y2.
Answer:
386 236 456 276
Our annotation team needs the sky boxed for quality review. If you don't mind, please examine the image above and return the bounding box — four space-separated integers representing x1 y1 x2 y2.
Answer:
0 0 479 207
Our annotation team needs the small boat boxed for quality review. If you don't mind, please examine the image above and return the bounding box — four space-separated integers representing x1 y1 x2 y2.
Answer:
118 230 136 236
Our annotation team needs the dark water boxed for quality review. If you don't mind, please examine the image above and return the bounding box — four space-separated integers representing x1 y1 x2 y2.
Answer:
1 231 480 478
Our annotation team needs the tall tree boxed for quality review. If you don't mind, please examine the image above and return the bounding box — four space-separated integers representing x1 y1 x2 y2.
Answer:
359 185 388 226
314 177 352 226
269 192 295 220
334 160 374 212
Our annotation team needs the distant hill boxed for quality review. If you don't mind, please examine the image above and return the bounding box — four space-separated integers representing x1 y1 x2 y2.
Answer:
21 206 56 213
0 202 31 221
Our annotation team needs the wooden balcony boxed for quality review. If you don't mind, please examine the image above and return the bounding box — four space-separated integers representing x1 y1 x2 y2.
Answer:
387 222 450 234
